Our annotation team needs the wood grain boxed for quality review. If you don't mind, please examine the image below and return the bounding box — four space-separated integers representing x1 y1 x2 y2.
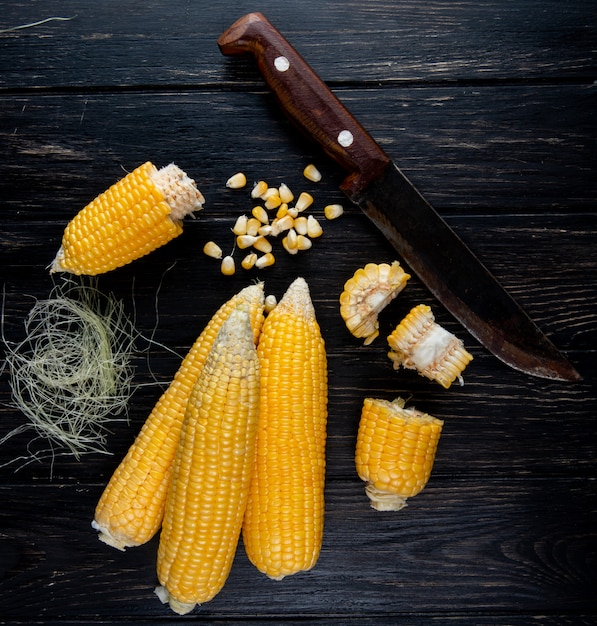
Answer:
0 0 595 622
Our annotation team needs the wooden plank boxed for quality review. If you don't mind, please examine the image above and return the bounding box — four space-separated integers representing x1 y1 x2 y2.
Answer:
0 479 595 620
1 0 596 89
0 85 594 218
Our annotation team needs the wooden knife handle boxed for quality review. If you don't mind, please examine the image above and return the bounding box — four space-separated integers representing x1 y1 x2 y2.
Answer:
218 12 392 195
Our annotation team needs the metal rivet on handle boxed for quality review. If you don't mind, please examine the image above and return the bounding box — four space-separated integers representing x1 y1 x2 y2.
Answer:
274 56 290 72
338 130 354 147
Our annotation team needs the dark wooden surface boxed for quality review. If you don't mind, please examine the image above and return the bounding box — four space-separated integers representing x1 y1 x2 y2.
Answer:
1 1 596 623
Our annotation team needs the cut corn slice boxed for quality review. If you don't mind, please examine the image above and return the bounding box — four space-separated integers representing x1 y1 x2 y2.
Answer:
387 304 473 388
92 284 265 550
51 162 204 275
355 397 443 511
155 307 260 613
339 261 411 345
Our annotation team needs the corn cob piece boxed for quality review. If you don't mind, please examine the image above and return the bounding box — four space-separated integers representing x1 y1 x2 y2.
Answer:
155 306 260 614
340 261 410 345
355 397 443 511
51 162 204 275
92 283 265 550
242 277 328 581
387 304 473 388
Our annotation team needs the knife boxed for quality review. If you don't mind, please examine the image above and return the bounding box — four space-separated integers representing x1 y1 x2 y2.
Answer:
217 12 581 382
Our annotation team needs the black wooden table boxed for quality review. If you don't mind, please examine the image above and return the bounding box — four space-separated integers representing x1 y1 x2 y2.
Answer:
1 1 596 623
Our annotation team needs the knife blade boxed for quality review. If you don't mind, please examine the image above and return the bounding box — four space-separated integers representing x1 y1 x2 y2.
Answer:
218 12 581 382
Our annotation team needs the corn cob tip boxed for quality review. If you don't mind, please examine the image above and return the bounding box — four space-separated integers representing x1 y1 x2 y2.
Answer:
154 585 196 615
91 519 129 551
277 276 315 319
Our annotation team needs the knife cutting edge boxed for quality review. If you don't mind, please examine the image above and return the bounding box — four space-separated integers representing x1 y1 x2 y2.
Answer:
217 12 581 382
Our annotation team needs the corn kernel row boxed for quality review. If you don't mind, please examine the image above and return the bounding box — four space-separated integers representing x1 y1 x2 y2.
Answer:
203 165 343 275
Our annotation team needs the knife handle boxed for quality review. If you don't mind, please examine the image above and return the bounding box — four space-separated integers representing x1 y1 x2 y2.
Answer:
218 12 392 194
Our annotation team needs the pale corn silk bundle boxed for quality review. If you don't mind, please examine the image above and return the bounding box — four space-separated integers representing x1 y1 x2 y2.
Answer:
1 280 137 471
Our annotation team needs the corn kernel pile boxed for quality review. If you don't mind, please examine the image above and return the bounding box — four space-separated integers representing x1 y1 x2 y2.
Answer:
203 164 344 275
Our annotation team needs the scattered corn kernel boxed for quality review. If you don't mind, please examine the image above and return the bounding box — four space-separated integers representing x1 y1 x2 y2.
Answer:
232 214 248 236
340 261 411 345
270 214 294 237
258 224 273 237
262 187 279 201
295 192 314 212
252 180 268 199
287 206 299 219
303 164 322 182
307 215 323 238
387 304 473 388
264 294 277 313
252 205 269 224
293 216 308 236
226 172 247 189
246 218 261 237
253 236 273 254
279 183 294 204
237 234 258 249
282 231 299 255
296 235 312 251
324 204 344 220
265 194 282 210
221 255 236 276
355 397 443 511
203 241 223 259
241 252 257 270
276 204 289 218
255 252 275 269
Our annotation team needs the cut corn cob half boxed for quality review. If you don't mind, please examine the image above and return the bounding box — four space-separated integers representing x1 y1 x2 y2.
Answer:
242 277 328 581
387 304 473 388
92 283 265 550
355 397 443 511
51 162 204 275
156 306 260 614
340 261 410 345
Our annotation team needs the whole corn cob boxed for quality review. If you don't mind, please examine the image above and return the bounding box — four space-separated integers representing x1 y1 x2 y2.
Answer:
92 283 265 550
355 397 443 511
155 306 260 614
387 304 473 388
242 277 328 580
51 161 204 275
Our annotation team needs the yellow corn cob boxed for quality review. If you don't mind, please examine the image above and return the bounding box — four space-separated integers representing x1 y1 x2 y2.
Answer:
155 306 260 614
355 397 443 511
92 283 265 550
51 161 204 275
387 304 473 388
339 261 410 345
242 277 328 580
